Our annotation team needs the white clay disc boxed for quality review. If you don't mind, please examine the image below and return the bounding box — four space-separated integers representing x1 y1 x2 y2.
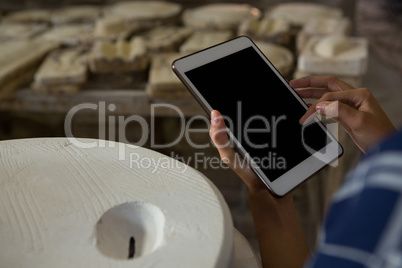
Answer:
0 138 236 268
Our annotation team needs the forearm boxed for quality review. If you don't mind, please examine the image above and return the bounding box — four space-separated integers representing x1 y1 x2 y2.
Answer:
209 110 311 266
248 188 311 268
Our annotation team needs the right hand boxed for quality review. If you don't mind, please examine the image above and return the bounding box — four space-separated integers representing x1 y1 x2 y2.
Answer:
290 76 396 154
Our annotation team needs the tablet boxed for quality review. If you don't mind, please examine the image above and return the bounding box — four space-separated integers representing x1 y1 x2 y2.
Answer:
172 36 343 196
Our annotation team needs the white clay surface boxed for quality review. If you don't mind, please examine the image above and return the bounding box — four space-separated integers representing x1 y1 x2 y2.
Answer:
255 41 293 76
296 17 351 53
298 36 368 76
96 201 165 260
0 40 58 96
183 3 261 31
242 18 289 36
105 1 182 22
238 18 291 45
146 52 190 99
233 229 262 268
141 26 192 53
34 49 87 85
265 3 342 26
314 35 355 59
0 23 48 40
94 16 127 35
179 31 234 53
3 9 53 23
37 24 93 46
0 138 247 267
88 38 149 73
51 5 102 24
302 17 351 36
93 16 140 40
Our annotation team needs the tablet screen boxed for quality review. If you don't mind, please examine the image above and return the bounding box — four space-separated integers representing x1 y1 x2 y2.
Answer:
185 46 329 182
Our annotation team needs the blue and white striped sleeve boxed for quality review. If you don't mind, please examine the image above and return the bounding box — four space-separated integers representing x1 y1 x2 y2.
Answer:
306 152 402 268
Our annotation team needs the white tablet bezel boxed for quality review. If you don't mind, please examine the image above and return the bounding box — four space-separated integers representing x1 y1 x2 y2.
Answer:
172 36 343 196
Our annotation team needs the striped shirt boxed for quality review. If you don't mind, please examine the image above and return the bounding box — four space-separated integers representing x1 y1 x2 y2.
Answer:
307 129 402 268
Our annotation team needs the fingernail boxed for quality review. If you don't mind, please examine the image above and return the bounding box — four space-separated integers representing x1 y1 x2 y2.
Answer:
211 111 219 125
315 102 328 113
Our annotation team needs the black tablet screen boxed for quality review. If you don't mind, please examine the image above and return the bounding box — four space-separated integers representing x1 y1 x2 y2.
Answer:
185 46 329 182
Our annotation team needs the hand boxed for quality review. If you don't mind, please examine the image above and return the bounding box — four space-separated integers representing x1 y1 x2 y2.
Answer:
209 110 268 192
209 110 310 268
290 76 396 154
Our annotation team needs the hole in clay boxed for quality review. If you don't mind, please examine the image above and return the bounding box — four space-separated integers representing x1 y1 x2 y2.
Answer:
96 201 165 260
128 236 135 259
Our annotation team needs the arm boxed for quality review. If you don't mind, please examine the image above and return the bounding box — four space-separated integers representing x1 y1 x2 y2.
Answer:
210 110 311 268
209 76 396 267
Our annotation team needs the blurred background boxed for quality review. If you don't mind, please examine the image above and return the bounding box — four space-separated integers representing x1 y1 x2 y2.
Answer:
0 0 401 254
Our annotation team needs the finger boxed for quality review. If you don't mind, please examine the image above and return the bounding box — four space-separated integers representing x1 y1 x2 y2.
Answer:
315 101 362 135
299 89 366 124
296 88 329 99
290 76 354 92
299 104 318 125
313 89 367 110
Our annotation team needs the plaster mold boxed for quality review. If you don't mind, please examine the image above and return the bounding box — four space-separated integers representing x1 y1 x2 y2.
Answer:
146 52 190 99
265 3 342 27
233 230 262 268
0 23 48 41
141 26 192 53
37 24 94 46
0 138 236 267
0 40 58 100
255 41 294 77
298 35 368 76
183 3 261 31
96 201 165 260
179 31 234 54
32 49 87 95
105 1 182 29
93 16 141 41
51 5 102 25
238 18 291 46
296 17 352 53
3 9 53 24
88 38 149 74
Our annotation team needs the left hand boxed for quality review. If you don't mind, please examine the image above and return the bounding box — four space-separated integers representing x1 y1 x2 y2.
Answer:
209 110 268 193
209 109 310 268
